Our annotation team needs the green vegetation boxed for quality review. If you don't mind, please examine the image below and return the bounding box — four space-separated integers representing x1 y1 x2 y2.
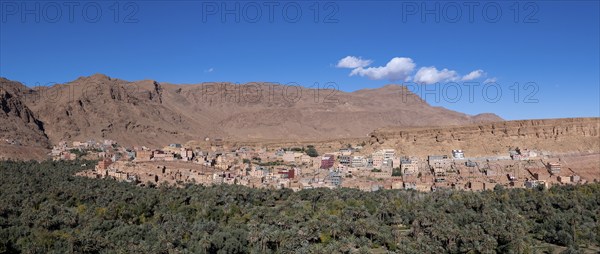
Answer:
306 145 319 157
68 149 88 157
392 167 402 177
0 160 599 253
256 160 284 166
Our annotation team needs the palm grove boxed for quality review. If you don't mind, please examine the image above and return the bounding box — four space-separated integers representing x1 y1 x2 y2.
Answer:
0 160 598 253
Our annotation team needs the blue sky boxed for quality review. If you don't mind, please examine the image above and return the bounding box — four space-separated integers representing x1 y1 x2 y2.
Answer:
1 1 599 120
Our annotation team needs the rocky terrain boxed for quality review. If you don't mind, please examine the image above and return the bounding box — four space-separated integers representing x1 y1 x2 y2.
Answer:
1 74 598 162
368 117 600 157
0 80 51 160
0 80 49 147
1 74 502 148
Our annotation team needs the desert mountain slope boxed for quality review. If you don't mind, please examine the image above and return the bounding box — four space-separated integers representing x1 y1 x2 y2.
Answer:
25 74 222 146
0 78 49 147
368 117 600 157
5 74 502 147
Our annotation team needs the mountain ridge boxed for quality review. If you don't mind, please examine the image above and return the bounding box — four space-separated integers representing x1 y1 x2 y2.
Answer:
1 74 503 149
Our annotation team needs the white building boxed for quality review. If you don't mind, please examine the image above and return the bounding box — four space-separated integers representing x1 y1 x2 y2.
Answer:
351 156 366 168
452 150 465 159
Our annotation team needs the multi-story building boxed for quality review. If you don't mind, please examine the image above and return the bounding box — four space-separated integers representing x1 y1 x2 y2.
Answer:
164 153 175 161
180 148 194 161
95 158 113 172
339 155 352 166
153 151 166 161
382 158 394 169
320 154 335 169
372 149 395 168
428 155 451 177
249 166 268 178
382 149 395 160
372 151 384 168
351 156 366 168
136 150 153 161
325 171 342 187
547 162 561 175
401 158 419 175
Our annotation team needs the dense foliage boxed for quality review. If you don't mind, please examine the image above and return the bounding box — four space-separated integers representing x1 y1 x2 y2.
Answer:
0 160 598 253
306 146 319 158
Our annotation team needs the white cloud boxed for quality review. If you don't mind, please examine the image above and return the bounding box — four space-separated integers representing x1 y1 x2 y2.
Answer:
483 77 497 83
413 66 459 84
337 56 491 84
349 57 416 81
336 56 373 69
204 68 214 73
462 69 485 81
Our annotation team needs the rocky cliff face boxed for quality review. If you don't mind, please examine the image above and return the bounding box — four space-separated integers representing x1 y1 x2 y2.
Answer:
0 79 49 147
25 74 210 146
369 118 600 157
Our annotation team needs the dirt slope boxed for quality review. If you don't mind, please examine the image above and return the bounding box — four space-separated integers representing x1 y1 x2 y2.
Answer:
14 74 502 147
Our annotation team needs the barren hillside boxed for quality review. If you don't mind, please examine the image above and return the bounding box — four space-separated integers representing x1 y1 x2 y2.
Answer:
368 117 600 157
0 79 49 147
3 74 598 162
5 74 502 147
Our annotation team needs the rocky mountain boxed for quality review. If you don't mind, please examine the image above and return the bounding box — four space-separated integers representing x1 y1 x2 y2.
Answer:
0 74 503 147
0 78 50 160
24 74 213 147
0 78 49 147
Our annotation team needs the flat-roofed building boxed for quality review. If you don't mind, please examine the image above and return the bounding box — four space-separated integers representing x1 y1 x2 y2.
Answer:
339 155 352 166
95 158 112 171
382 158 394 169
452 150 465 159
320 154 335 169
352 156 366 168
557 175 571 184
372 151 384 168
282 152 296 163
180 148 193 161
339 148 353 156
300 154 312 165
401 158 419 175
428 155 450 176
324 171 342 187
278 168 295 179
547 162 561 175
383 149 395 160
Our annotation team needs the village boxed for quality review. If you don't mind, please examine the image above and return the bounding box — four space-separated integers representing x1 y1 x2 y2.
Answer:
50 138 596 192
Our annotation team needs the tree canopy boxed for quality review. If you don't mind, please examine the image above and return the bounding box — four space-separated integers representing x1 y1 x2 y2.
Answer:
306 146 319 157
0 160 598 253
